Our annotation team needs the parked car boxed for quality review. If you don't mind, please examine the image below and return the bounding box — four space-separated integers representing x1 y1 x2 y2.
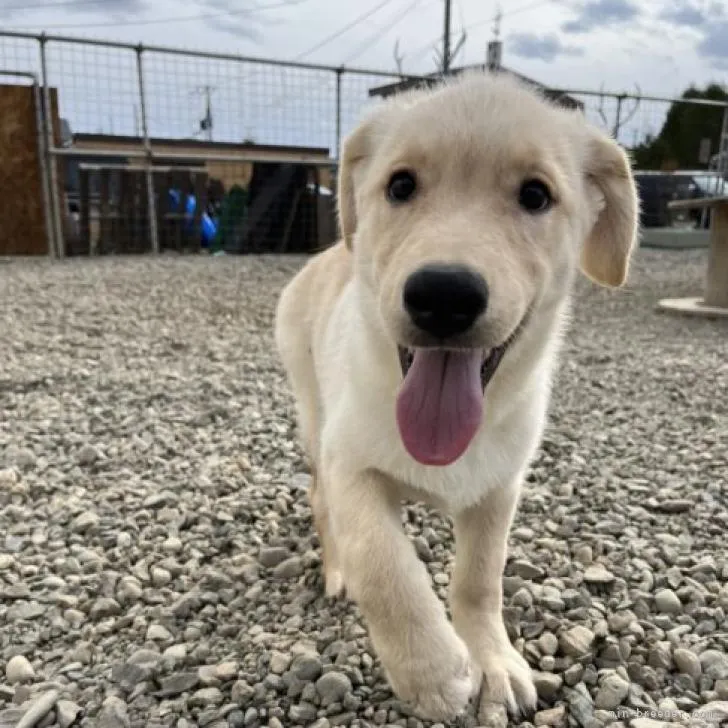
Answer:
633 170 727 229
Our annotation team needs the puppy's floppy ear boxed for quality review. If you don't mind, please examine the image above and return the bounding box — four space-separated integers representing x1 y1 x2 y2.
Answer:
337 118 374 250
580 129 640 288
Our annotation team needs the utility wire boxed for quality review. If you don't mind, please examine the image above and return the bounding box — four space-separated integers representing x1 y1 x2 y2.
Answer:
292 0 399 61
458 0 556 33
343 0 428 65
4 0 304 30
2 0 121 10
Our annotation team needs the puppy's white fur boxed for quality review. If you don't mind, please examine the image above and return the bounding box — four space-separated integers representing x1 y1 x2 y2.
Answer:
275 71 639 721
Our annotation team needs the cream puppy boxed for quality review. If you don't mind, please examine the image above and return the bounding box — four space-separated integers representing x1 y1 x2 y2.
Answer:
275 71 638 721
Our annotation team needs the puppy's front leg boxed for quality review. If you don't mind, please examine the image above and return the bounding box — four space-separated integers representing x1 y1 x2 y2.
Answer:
449 481 537 717
326 465 479 721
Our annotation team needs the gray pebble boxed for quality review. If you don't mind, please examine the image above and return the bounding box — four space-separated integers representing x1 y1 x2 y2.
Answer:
511 559 545 580
715 679 728 700
269 651 292 675
77 443 101 465
699 701 728 723
258 547 291 568
15 448 36 471
412 536 433 562
534 705 566 726
653 588 682 615
56 699 82 728
583 564 615 584
648 642 672 670
565 684 594 726
190 687 224 706
700 650 728 680
6 656 35 685
16 690 59 728
288 702 318 723
574 545 593 565
90 597 122 620
272 556 304 579
231 681 255 704
560 626 595 657
146 624 174 642
292 653 323 682
673 648 701 678
157 672 199 697
564 663 584 687
316 671 352 705
594 672 630 710
98 696 130 728
226 710 245 728
538 632 559 656
534 671 563 700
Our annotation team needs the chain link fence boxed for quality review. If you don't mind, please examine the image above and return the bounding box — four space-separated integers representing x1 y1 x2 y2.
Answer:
1 30 727 258
562 87 728 229
0 31 415 258
561 87 728 168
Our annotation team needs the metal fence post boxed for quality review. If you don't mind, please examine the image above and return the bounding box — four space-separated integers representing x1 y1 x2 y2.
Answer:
39 33 65 259
335 67 344 160
135 43 160 255
613 95 624 140
718 105 728 177
31 76 55 260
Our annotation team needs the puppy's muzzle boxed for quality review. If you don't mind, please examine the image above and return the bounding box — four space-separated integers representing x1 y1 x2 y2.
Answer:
403 263 488 340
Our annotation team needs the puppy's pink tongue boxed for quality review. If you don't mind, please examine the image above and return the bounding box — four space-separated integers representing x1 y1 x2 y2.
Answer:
396 349 483 466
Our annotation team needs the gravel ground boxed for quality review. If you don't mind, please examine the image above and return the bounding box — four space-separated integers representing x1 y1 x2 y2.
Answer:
0 248 726 728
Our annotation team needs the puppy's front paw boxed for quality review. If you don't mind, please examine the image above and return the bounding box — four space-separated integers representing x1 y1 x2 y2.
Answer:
478 642 537 718
382 631 480 721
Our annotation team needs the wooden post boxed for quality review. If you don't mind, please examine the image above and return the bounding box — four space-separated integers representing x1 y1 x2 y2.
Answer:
99 169 111 255
119 169 133 253
79 168 90 256
705 201 728 308
660 196 728 316
137 170 150 253
154 174 167 253
111 170 121 253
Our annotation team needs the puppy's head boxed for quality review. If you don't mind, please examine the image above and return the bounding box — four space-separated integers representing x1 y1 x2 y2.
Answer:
338 72 639 466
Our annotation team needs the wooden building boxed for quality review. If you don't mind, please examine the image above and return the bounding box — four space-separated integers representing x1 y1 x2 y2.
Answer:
0 83 61 256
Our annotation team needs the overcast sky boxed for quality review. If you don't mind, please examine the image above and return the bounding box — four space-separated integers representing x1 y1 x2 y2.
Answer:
1 0 727 150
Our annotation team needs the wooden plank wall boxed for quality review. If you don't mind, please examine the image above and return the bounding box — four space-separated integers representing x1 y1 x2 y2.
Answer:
0 84 59 256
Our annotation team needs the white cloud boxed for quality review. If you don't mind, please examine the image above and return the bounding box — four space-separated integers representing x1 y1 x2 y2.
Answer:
508 32 584 62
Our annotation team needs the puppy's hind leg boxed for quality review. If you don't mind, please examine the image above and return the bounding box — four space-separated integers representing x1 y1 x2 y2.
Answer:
309 471 345 598
278 346 344 598
297 404 345 598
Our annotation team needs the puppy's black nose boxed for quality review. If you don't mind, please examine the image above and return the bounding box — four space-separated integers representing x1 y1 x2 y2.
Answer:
403 264 488 339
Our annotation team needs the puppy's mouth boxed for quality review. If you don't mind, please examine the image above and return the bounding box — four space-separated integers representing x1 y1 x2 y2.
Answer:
395 317 527 468
397 341 510 391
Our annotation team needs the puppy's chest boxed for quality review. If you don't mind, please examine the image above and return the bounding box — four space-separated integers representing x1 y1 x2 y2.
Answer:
334 384 526 510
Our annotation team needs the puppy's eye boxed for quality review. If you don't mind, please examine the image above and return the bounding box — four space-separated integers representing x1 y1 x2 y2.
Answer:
387 170 417 203
519 179 552 213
